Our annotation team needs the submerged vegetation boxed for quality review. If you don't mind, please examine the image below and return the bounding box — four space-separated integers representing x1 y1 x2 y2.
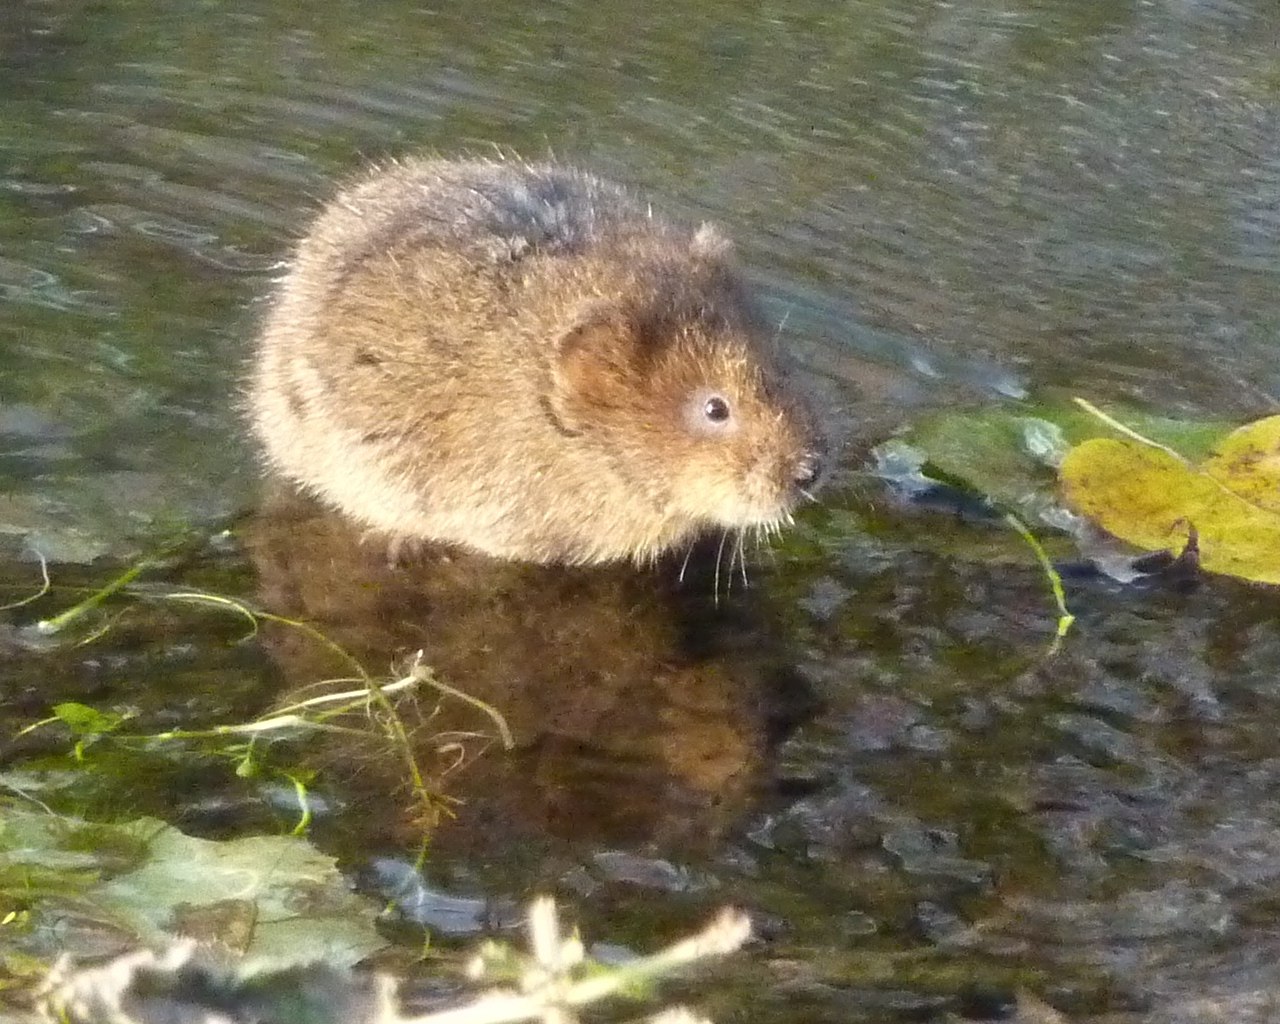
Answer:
1 550 517 1005
8 550 513 814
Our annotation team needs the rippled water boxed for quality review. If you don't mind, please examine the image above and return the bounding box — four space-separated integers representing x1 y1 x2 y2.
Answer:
3 0 1280 1021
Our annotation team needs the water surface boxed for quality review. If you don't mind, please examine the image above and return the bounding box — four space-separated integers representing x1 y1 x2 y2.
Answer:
3 1 1280 1021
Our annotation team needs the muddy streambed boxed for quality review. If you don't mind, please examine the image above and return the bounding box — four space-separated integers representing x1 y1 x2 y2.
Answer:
3 1 1280 1021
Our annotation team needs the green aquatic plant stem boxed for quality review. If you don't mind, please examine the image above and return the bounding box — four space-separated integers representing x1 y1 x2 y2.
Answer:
269 677 421 717
139 715 376 742
34 559 153 635
409 658 514 751
0 551 51 612
284 772 313 836
155 589 367 680
1004 513 1074 653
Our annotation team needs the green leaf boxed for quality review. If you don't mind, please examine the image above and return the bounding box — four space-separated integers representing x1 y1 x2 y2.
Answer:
899 403 1231 506
51 702 127 736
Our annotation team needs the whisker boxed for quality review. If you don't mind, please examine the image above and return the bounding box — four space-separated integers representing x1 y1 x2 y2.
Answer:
736 532 749 590
678 541 695 585
714 528 730 607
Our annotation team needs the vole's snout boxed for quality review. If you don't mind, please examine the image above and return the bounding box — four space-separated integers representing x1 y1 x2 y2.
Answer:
792 449 823 493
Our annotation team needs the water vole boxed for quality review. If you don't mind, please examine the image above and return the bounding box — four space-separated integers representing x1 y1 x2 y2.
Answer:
250 157 823 564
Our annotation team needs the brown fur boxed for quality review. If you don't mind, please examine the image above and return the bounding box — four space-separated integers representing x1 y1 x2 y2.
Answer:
249 157 823 564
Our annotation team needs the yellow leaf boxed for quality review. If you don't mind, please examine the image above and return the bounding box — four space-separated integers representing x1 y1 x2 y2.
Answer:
1202 414 1280 514
1060 437 1280 585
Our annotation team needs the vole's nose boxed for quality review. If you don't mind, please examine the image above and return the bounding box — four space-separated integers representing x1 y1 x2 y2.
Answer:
793 450 823 492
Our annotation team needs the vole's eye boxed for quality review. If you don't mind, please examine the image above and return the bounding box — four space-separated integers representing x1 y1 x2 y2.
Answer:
685 389 736 435
703 395 731 423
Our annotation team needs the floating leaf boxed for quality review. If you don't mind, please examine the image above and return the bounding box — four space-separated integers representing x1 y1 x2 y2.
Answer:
0 802 386 970
94 823 385 964
1060 436 1280 585
899 403 1229 508
1202 414 1280 514
903 411 1060 505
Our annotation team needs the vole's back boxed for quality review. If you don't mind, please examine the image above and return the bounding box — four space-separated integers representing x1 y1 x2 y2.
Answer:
300 159 650 288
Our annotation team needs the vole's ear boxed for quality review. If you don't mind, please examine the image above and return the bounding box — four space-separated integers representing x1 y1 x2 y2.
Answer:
546 305 637 435
691 222 734 262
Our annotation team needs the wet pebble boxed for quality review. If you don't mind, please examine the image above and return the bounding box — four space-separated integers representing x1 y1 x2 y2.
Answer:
797 576 852 621
367 859 520 935
1004 881 1232 945
590 850 713 892
1052 712 1153 767
843 694 922 752
881 825 992 887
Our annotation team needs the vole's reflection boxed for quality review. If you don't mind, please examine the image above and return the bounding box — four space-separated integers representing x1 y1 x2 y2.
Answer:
245 488 815 854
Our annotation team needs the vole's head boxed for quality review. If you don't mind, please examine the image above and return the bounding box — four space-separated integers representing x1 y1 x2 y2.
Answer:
545 226 825 552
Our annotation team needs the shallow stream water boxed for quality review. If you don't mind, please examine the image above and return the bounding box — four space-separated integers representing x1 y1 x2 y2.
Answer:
3 1 1280 1021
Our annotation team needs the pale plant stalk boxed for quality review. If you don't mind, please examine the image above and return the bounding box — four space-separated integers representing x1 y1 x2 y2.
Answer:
406 899 750 1024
